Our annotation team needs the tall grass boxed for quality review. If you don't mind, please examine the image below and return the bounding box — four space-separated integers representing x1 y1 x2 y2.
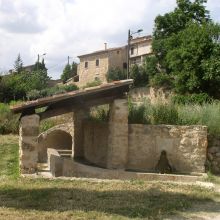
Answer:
0 103 20 134
129 101 220 136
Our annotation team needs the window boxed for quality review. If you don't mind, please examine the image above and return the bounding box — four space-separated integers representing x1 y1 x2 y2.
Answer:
123 62 127 69
85 61 88 68
96 59 99 67
130 47 134 55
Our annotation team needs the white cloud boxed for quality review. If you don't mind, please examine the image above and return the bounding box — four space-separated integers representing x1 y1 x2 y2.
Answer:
0 0 219 78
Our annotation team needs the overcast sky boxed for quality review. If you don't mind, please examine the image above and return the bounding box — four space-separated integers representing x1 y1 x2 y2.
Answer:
0 0 220 79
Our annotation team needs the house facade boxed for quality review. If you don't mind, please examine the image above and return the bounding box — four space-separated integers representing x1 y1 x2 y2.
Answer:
129 35 152 65
77 46 127 87
72 35 152 87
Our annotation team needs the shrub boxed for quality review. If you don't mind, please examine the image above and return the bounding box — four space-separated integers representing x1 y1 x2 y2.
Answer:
107 67 126 82
40 119 56 133
172 93 213 105
83 79 102 89
150 73 173 89
89 106 110 122
130 64 148 87
27 90 41 101
27 84 79 100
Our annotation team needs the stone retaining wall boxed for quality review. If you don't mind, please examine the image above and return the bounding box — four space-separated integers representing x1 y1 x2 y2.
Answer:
83 121 208 174
207 135 220 174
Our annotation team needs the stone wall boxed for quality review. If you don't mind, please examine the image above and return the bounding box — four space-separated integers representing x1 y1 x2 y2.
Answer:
83 121 109 167
127 125 207 173
19 114 40 174
207 135 220 174
129 87 172 105
82 122 207 174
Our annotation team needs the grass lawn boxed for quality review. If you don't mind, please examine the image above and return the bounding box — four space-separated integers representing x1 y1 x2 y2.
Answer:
0 135 219 220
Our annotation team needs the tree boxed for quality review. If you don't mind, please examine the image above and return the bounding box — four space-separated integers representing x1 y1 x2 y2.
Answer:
33 58 47 71
61 64 72 83
106 67 126 82
146 0 220 97
130 64 148 87
61 61 78 83
14 53 23 73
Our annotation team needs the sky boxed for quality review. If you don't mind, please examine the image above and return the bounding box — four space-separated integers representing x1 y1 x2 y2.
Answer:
0 0 220 79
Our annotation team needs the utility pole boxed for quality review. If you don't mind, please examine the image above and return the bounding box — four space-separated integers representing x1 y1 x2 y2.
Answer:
68 56 70 65
127 29 131 79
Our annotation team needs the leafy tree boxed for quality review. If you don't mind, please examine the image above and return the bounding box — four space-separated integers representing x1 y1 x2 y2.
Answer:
14 53 23 73
146 0 220 97
130 64 148 87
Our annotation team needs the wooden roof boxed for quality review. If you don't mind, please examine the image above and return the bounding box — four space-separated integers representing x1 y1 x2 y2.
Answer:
11 79 133 120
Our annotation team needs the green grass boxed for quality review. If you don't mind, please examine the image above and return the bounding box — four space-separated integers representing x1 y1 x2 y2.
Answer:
0 135 219 219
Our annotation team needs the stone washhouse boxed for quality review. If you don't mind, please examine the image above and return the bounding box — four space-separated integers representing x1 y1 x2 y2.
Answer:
11 80 208 181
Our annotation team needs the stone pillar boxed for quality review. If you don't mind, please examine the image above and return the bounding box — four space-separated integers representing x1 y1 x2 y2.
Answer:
107 99 128 169
19 114 40 174
73 108 89 159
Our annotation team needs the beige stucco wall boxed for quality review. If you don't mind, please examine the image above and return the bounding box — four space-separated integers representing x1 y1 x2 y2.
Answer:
83 121 109 167
130 40 152 58
127 125 207 173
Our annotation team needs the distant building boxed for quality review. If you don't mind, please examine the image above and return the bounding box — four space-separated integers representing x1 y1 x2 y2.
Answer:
129 35 152 66
77 45 127 87
9 64 35 74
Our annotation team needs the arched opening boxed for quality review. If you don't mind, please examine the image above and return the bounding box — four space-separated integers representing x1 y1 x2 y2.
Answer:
38 130 72 163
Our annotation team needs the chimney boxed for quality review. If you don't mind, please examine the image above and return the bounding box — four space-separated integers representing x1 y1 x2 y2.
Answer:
104 43 107 50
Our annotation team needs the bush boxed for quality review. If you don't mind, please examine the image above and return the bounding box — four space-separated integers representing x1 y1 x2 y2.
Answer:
40 119 56 133
150 73 173 89
27 90 41 101
130 64 148 87
27 84 79 101
172 93 213 105
107 67 126 82
0 103 19 134
83 79 102 89
89 105 110 122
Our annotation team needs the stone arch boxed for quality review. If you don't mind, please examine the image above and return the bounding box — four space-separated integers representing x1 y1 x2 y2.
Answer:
38 125 73 163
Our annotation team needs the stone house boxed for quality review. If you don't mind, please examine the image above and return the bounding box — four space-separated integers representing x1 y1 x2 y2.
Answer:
76 45 128 87
129 35 152 65
73 35 153 87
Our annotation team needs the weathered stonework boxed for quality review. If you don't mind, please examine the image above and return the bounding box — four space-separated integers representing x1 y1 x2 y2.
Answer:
73 108 89 158
107 99 128 169
19 114 40 174
83 121 108 167
127 125 207 173
206 135 220 174
38 123 73 163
